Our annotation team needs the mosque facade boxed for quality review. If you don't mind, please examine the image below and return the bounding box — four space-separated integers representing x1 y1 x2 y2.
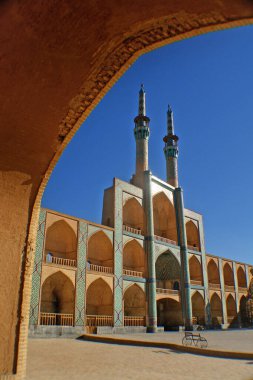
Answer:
29 86 253 334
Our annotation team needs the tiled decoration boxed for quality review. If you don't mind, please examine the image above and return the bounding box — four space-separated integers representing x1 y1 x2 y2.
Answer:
29 209 47 325
75 221 88 326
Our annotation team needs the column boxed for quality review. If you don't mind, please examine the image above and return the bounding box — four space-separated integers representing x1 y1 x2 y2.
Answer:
75 221 88 327
144 170 157 332
218 258 227 325
174 187 192 329
29 209 47 326
245 264 250 288
232 261 241 326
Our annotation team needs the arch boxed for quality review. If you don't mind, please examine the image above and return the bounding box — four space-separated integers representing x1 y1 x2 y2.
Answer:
124 284 146 316
123 239 145 274
240 295 247 326
186 221 200 251
153 192 177 243
45 220 77 260
86 278 113 315
87 230 113 268
189 255 203 285
123 197 145 234
210 292 223 326
223 263 234 286
157 298 183 330
226 293 237 325
40 271 75 315
156 251 180 290
207 259 220 285
237 266 247 288
191 291 205 325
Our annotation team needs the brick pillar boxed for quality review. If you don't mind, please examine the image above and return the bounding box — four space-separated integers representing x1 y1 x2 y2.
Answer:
29 209 47 326
232 261 241 326
218 258 227 325
174 187 192 329
75 221 88 327
245 264 250 288
144 170 157 332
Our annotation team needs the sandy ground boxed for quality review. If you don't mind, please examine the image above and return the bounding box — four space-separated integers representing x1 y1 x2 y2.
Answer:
26 334 253 380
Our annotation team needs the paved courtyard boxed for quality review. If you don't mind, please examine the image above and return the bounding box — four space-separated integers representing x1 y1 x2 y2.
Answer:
27 330 253 380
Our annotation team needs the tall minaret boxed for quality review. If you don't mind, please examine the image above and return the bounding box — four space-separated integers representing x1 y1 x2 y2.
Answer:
163 105 179 187
133 85 150 186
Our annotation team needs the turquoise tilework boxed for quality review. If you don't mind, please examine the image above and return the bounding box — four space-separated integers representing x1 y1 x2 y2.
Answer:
114 182 123 326
29 209 46 325
75 221 88 326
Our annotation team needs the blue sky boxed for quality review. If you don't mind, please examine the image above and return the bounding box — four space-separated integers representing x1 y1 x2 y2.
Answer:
43 25 253 264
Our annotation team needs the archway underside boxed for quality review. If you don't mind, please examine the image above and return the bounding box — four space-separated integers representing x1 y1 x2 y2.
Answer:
1 1 253 376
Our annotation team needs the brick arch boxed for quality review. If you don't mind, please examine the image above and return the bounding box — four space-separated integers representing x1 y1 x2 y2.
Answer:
123 284 146 317
6 3 253 376
191 291 205 325
123 197 145 234
153 191 177 242
86 278 113 316
87 230 113 268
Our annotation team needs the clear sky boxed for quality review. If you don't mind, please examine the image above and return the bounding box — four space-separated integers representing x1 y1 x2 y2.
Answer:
42 25 253 264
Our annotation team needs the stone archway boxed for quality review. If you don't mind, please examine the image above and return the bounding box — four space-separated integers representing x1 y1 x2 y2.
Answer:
223 263 234 286
189 256 203 285
123 198 145 234
153 192 177 242
2 3 253 376
191 291 205 325
207 259 220 285
124 284 146 317
123 239 145 275
45 220 77 261
155 251 180 291
86 278 113 316
226 294 237 326
186 221 200 251
210 293 223 327
87 231 113 269
157 298 183 330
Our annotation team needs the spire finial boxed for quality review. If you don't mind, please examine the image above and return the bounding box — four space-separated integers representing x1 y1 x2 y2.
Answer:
167 104 174 134
138 84 146 116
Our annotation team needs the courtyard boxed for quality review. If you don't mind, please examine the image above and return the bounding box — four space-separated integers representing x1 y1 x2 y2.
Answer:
27 330 253 380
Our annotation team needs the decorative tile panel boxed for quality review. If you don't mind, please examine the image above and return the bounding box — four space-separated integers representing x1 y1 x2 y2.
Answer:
75 221 88 326
29 209 46 325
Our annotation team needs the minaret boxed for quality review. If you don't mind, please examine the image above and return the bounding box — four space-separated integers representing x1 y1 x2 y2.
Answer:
133 85 150 187
163 105 179 187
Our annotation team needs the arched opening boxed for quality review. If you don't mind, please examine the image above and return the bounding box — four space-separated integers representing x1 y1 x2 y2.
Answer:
157 298 183 330
186 221 200 251
153 192 177 244
123 239 145 277
40 272 75 326
123 198 145 235
207 259 220 286
237 266 247 288
156 252 180 291
240 295 247 326
124 285 146 326
223 263 234 287
87 231 113 273
210 293 223 327
226 294 237 326
45 220 77 266
86 278 113 326
191 291 205 325
189 256 203 285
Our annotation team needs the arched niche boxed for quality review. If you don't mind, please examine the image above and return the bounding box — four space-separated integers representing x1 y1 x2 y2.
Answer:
189 256 203 285
191 291 205 325
87 231 113 268
45 220 77 261
207 259 220 285
124 284 145 317
240 295 247 326
123 197 145 234
237 266 247 288
156 251 180 290
86 278 113 315
123 239 145 274
223 263 234 286
226 294 237 325
153 192 177 243
186 221 200 251
157 298 183 330
210 293 223 326
40 271 75 315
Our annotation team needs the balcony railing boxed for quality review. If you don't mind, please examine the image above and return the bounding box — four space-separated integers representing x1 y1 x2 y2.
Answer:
87 263 113 274
123 268 143 277
44 255 76 268
86 315 113 327
40 312 74 326
224 285 235 292
227 316 237 323
208 283 221 290
156 288 179 295
124 316 146 326
123 224 142 235
190 280 203 286
238 286 247 293
187 245 200 252
154 235 177 246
